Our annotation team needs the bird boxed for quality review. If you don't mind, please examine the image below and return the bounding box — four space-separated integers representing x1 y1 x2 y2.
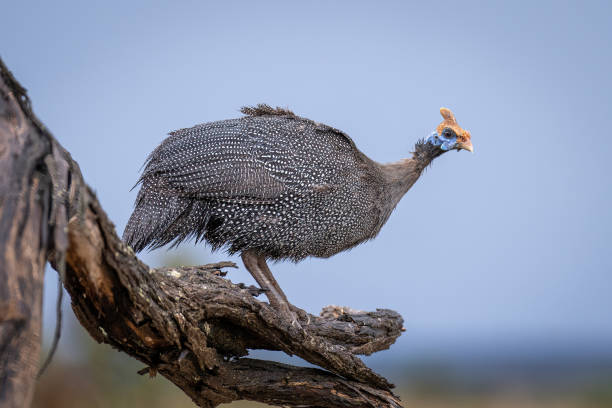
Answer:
123 104 472 320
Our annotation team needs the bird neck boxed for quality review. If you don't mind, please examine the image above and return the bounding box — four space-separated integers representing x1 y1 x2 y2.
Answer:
378 141 444 203
412 139 445 169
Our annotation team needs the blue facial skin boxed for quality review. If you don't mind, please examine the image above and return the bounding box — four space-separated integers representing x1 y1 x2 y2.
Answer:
425 131 457 151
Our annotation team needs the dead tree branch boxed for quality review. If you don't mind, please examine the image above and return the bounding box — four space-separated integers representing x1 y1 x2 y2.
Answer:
0 57 404 407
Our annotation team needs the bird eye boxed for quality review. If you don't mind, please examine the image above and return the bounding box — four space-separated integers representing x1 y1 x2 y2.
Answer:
442 128 454 138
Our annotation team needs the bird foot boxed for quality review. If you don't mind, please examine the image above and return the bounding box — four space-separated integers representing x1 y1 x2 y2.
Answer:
273 302 303 331
290 304 311 325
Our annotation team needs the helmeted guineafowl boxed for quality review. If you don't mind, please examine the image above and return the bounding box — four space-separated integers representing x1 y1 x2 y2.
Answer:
123 104 472 318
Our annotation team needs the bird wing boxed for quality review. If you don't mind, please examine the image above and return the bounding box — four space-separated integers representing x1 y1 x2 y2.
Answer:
139 119 289 203
139 115 360 203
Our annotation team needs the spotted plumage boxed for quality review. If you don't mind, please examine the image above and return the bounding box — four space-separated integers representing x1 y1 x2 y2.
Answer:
125 106 390 260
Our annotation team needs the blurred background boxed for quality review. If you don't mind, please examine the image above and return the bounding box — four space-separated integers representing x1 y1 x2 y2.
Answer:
2 0 611 406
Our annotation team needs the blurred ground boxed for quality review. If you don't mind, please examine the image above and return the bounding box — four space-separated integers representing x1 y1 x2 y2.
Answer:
33 314 612 408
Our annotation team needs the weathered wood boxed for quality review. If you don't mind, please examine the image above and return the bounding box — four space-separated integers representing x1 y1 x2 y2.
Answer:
0 59 52 408
0 57 404 407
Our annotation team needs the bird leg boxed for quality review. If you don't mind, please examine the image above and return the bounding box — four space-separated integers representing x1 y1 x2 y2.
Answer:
256 256 289 305
241 250 295 322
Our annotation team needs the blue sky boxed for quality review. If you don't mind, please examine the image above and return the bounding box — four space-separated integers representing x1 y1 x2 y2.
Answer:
2 0 611 359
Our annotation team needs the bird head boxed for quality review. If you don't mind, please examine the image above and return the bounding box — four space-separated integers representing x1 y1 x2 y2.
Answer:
425 108 473 153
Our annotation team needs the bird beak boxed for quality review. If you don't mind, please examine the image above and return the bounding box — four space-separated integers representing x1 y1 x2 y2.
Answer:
456 140 474 153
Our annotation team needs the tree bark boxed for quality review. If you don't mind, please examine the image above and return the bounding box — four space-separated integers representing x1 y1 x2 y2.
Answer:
0 61 50 408
0 57 404 407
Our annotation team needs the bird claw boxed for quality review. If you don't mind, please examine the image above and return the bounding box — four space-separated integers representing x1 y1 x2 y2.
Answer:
290 314 302 330
275 303 303 331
